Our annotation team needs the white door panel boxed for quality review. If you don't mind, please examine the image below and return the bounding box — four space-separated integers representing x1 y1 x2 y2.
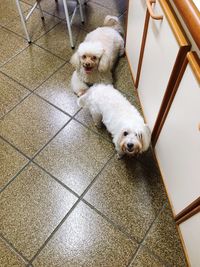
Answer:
155 62 200 215
126 0 146 82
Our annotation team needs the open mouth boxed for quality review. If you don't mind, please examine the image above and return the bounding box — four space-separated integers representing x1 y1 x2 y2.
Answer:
84 66 93 74
126 148 134 153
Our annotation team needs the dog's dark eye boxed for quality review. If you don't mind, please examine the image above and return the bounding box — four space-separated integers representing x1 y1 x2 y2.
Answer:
82 55 86 59
123 131 128 136
92 56 97 60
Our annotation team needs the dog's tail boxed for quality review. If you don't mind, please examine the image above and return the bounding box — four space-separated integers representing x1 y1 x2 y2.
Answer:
103 15 124 36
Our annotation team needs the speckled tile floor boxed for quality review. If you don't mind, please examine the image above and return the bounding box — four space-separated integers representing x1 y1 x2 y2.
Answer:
0 0 187 266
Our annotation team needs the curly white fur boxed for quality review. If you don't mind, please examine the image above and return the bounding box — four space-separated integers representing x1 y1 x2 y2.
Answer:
70 15 124 96
78 84 151 158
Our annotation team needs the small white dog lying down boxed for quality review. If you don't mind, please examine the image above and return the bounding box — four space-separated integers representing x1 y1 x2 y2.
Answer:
70 15 124 96
78 84 151 158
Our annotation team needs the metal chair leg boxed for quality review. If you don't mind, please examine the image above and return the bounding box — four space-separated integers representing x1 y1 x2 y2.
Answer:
37 2 45 19
63 0 74 48
77 0 84 23
15 0 31 43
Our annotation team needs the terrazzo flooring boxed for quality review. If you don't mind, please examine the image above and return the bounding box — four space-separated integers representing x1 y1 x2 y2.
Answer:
0 0 187 266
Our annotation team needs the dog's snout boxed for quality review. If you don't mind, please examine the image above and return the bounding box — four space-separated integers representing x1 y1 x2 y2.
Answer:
85 62 90 67
127 143 134 149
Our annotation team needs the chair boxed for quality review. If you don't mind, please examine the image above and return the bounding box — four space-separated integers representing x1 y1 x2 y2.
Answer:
15 0 84 48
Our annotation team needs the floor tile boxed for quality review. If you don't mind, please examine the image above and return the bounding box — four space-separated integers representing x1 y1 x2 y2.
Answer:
84 157 167 242
21 0 76 19
0 72 29 118
0 94 69 158
73 2 120 32
0 1 30 26
0 44 64 90
119 10 127 34
5 7 60 42
114 56 138 98
91 0 127 15
129 246 166 267
0 138 28 190
0 27 28 66
144 203 187 266
0 238 27 267
0 163 77 260
36 22 86 60
33 202 137 267
34 120 113 195
35 63 80 116
75 108 112 142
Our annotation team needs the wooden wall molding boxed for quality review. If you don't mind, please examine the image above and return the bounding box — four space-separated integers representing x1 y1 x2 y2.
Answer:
173 0 200 49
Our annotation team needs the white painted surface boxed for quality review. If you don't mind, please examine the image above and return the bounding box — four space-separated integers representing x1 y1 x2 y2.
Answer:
193 0 200 10
137 1 179 130
179 212 200 267
155 63 200 215
125 0 146 82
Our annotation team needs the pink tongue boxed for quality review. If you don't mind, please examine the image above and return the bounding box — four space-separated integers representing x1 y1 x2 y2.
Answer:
85 67 92 74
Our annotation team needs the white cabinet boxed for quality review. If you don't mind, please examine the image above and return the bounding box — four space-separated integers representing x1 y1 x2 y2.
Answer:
179 210 200 267
125 0 147 85
155 52 200 216
137 0 190 131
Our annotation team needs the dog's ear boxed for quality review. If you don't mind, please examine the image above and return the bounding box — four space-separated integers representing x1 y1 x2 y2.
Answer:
98 51 110 73
140 124 151 152
70 51 80 69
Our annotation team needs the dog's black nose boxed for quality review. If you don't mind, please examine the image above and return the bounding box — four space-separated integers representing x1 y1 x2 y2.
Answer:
127 143 134 149
85 63 90 67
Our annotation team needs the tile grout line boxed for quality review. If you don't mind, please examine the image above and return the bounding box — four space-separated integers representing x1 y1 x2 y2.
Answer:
127 202 168 267
19 0 74 21
0 234 29 265
0 91 33 120
0 59 67 119
33 42 69 62
0 44 30 69
82 199 139 245
0 160 30 194
0 70 33 91
73 116 113 144
0 109 112 194
32 161 80 199
29 152 115 264
0 135 31 161
33 90 79 118
0 117 72 194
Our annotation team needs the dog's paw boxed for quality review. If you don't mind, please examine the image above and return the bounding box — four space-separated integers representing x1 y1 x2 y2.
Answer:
117 153 124 160
77 89 87 97
94 122 102 128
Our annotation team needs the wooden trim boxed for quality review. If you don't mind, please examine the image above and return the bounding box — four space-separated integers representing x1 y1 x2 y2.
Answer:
174 0 200 50
125 52 136 85
152 51 199 146
188 51 200 82
152 46 190 146
135 10 150 88
159 0 190 47
177 205 200 225
175 197 200 222
176 226 191 265
124 0 129 44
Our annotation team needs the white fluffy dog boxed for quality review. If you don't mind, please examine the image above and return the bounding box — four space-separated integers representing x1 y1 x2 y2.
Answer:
78 84 151 158
70 15 124 96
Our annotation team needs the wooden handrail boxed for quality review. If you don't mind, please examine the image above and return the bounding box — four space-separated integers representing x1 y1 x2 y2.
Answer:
146 0 163 20
174 0 200 49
